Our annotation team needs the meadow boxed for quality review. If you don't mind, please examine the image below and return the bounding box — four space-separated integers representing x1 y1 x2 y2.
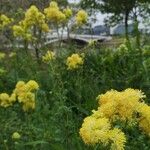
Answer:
0 40 150 150
1 1 150 150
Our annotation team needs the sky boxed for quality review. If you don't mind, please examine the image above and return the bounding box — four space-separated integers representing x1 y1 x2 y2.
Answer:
68 0 80 3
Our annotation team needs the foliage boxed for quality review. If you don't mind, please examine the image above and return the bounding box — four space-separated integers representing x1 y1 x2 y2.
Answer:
80 88 150 150
0 41 150 149
0 1 150 150
80 0 150 48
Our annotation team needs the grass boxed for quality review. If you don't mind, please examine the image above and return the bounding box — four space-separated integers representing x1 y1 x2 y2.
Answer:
0 40 150 149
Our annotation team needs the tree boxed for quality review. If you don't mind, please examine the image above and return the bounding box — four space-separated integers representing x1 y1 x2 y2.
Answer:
80 0 150 48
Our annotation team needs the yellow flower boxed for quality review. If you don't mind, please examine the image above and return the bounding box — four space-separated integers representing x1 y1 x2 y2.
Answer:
44 1 66 24
0 14 13 29
26 80 39 91
12 132 21 139
49 1 58 8
66 53 84 70
42 51 55 63
76 10 88 26
13 5 49 40
79 88 150 149
13 24 32 41
9 93 16 103
63 8 72 19
79 115 111 145
80 110 126 149
41 23 49 32
0 80 39 111
16 81 26 88
21 92 35 111
0 93 11 107
137 103 150 136
14 80 38 111
0 92 17 107
24 5 49 32
109 128 126 150
22 100 35 112
14 81 26 95
97 88 145 121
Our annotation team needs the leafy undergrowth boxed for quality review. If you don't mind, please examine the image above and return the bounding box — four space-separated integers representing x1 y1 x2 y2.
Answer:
0 43 150 150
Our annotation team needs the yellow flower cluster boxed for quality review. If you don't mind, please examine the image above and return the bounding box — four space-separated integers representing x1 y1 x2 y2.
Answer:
0 93 14 107
13 5 49 41
80 116 111 145
0 80 39 112
137 103 150 135
0 14 13 30
80 113 126 150
24 5 49 32
12 132 21 140
76 10 88 26
44 1 66 24
63 8 72 20
13 22 32 41
80 88 150 149
66 53 84 70
109 128 126 150
42 50 55 63
97 88 145 121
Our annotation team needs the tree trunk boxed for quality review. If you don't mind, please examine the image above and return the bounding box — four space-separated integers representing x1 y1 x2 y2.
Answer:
134 14 140 49
35 47 40 60
125 11 130 44
33 25 40 63
67 24 70 39
24 39 28 55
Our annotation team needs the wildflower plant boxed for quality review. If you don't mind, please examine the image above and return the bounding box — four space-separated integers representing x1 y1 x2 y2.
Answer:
13 5 49 59
0 14 13 31
44 1 66 24
44 1 88 40
66 53 84 70
44 1 67 40
75 10 88 26
13 21 33 42
13 5 49 39
42 50 55 63
63 7 73 20
0 80 39 112
12 132 21 140
116 44 129 55
80 88 150 150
